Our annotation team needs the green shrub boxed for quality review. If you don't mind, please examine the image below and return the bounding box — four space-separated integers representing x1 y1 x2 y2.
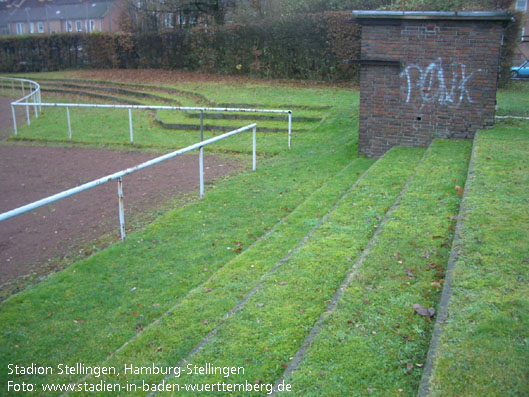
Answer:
0 12 361 82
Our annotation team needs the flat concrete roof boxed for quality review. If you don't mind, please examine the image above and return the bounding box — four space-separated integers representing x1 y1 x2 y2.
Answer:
352 10 513 21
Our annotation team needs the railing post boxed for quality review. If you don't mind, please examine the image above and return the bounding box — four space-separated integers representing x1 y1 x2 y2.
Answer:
21 81 24 97
252 126 256 172
288 111 292 150
25 99 30 126
199 146 204 199
128 108 133 143
33 92 38 118
11 104 17 136
117 177 126 241
200 110 204 141
66 106 72 140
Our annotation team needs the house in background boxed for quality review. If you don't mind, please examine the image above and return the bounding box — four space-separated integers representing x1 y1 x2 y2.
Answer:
515 0 529 64
0 0 122 35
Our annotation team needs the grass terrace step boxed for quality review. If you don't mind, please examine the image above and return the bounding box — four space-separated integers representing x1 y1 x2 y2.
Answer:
186 113 321 123
40 88 145 105
0 109 361 390
23 76 213 106
154 118 307 134
150 146 425 396
76 156 374 392
39 82 182 105
11 98 294 154
282 139 472 396
217 103 332 111
423 124 529 396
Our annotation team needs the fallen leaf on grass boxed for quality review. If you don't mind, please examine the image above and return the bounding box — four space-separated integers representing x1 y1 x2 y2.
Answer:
406 269 416 279
413 304 436 319
455 185 464 195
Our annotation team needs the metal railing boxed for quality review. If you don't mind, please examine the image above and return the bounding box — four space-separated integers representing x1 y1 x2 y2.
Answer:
11 102 292 149
0 76 42 129
0 123 258 241
3 76 293 149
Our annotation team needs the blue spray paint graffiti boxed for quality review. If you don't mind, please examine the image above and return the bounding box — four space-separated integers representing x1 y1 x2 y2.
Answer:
400 58 481 107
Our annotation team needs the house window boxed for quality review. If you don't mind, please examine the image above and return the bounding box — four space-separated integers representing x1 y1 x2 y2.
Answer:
76 20 82 32
37 22 44 33
164 13 174 28
516 0 527 11
16 23 25 35
66 21 73 32
86 19 95 32
29 22 34 34
178 12 186 25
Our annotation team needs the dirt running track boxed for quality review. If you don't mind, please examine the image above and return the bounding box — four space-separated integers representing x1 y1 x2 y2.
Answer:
0 99 240 290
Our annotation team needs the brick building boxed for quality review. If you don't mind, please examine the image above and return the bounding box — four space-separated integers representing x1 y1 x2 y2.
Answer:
0 0 121 35
353 11 512 158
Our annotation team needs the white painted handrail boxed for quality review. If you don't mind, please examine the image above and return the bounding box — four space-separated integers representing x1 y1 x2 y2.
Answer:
0 76 41 132
0 123 258 241
3 77 293 149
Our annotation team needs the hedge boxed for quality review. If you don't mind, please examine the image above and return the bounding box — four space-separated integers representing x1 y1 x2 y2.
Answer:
0 10 518 86
0 12 361 82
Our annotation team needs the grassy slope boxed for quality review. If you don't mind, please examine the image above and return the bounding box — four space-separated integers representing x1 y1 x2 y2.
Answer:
285 139 472 396
428 122 529 396
496 81 529 117
161 147 425 396
79 154 376 393
0 82 366 390
10 97 318 155
8 76 336 155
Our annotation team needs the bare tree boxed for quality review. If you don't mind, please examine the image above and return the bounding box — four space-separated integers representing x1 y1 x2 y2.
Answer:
120 0 235 32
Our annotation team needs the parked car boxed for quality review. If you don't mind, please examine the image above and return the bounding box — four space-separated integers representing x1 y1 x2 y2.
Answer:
511 60 529 78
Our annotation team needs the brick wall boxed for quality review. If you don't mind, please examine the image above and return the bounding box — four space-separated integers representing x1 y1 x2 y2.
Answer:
357 17 506 158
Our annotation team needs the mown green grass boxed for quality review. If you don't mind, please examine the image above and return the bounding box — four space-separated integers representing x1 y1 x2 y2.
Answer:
2 71 526 396
284 139 472 396
76 155 374 393
427 122 529 396
10 88 328 155
0 78 365 393
156 146 424 396
496 81 529 117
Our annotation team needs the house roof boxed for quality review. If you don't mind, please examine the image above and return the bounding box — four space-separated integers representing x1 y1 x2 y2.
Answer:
0 10 9 28
4 0 113 23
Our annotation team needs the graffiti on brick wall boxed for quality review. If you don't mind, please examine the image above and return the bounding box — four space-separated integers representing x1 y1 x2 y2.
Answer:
400 58 481 107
